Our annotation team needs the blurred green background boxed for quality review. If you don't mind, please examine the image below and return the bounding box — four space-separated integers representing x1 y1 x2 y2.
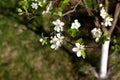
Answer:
0 0 120 80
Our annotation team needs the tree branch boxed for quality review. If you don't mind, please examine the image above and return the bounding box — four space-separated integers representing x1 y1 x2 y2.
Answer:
82 0 93 16
109 3 120 36
94 16 108 33
105 0 109 12
62 0 81 17
116 25 120 32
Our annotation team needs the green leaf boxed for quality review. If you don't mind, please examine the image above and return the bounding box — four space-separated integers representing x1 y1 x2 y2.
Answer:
17 8 22 13
81 50 86 59
58 11 63 16
98 32 109 44
86 0 93 8
19 1 28 11
68 29 78 37
76 38 83 44
42 37 48 46
54 0 70 16
60 0 70 7
59 0 70 8
41 33 48 46
18 12 23 15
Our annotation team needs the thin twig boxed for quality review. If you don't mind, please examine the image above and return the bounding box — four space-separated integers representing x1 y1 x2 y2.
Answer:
109 3 120 36
62 0 81 17
82 0 93 16
94 16 101 28
105 0 109 12
64 36 74 46
85 46 99 48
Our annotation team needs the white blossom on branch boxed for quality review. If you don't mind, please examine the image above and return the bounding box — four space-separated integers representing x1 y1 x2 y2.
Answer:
52 19 64 32
71 19 81 30
31 2 38 9
42 1 53 14
91 28 102 42
99 4 103 7
50 33 64 50
100 5 113 27
104 17 113 27
100 7 108 19
39 38 43 42
72 43 85 57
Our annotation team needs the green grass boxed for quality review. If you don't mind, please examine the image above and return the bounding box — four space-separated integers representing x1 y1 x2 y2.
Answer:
0 14 74 80
0 13 100 80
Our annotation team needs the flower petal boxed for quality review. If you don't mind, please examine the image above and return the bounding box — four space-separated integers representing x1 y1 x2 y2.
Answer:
72 47 78 52
76 51 81 57
51 44 56 49
75 43 80 47
39 38 43 42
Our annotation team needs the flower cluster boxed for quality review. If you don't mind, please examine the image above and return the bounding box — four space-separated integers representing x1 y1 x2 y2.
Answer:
100 4 113 27
72 43 85 57
50 33 64 50
91 28 102 42
71 19 81 30
50 19 64 50
91 4 113 42
19 0 116 60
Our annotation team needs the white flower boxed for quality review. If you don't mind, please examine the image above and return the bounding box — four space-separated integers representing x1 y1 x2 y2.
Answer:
52 19 64 32
71 19 81 30
104 17 113 27
39 38 43 42
72 43 85 57
50 33 64 50
31 2 38 9
99 4 103 7
46 1 52 13
42 1 52 14
91 28 102 42
100 7 108 19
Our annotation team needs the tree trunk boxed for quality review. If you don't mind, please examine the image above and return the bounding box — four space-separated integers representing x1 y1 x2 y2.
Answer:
99 38 110 79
